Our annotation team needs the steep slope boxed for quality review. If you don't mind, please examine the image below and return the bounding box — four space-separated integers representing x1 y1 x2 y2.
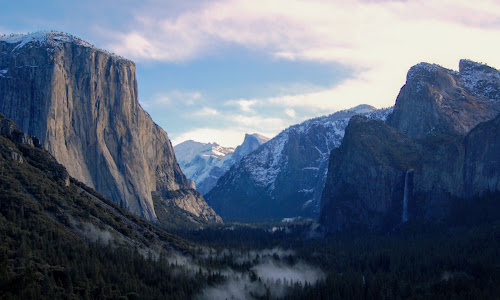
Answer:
174 133 269 195
0 31 220 223
320 60 500 232
463 114 500 197
206 105 392 221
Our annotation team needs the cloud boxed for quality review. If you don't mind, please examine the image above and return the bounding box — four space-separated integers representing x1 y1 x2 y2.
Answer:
193 107 218 116
106 0 500 145
285 108 296 118
140 90 203 108
225 99 258 112
195 248 325 300
105 0 500 115
172 128 255 147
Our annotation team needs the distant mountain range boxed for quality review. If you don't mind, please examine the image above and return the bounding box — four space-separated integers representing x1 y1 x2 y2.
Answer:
205 105 393 221
174 133 269 195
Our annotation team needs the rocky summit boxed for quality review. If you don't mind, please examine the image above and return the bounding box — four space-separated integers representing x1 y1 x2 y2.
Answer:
387 60 500 138
206 105 392 221
0 31 221 224
320 60 500 232
174 133 269 195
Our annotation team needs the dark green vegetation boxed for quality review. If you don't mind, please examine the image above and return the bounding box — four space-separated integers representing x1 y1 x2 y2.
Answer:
0 113 499 299
0 118 210 299
183 193 500 300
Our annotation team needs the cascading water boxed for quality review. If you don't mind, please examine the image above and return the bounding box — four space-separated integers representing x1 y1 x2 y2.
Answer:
402 170 410 223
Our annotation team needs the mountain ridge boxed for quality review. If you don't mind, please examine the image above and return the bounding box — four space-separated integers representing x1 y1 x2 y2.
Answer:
174 133 269 195
206 104 393 221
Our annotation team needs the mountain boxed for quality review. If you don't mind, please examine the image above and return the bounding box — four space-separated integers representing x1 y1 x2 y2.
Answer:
232 133 270 162
205 105 392 221
320 60 500 232
0 112 217 298
0 31 220 224
387 60 500 138
174 133 269 195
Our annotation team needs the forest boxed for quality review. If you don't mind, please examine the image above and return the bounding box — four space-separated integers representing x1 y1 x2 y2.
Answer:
0 127 499 299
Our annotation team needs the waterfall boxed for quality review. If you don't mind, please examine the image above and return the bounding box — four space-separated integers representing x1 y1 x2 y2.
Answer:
402 170 410 223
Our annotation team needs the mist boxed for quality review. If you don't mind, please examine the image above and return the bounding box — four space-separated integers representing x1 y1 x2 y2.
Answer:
190 248 325 300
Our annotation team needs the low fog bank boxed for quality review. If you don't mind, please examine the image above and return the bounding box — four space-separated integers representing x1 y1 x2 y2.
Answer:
167 247 327 300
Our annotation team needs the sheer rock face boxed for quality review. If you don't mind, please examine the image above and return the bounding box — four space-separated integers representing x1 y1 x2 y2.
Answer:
387 60 500 138
320 60 500 232
319 116 465 231
463 114 500 197
0 32 221 223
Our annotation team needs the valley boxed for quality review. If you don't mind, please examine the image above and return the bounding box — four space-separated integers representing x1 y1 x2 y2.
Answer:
0 30 499 300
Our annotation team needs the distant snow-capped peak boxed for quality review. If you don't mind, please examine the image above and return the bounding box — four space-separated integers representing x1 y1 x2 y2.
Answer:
174 133 269 195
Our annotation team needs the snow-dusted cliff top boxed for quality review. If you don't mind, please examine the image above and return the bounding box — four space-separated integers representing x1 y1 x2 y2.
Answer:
0 31 127 61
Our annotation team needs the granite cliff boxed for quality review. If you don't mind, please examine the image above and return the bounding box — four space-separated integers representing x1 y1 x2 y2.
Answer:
387 60 500 138
320 60 500 232
0 31 221 223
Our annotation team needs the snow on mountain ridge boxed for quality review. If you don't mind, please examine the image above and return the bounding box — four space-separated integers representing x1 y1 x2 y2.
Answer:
206 105 394 220
244 105 389 190
458 59 500 102
174 134 268 195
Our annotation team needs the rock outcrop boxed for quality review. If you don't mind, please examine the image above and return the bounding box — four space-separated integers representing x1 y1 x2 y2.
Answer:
320 60 500 232
463 114 500 197
319 116 465 231
0 31 221 223
387 60 500 138
206 105 392 221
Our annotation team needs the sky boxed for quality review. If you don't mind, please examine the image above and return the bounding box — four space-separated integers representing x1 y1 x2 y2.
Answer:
2 0 500 147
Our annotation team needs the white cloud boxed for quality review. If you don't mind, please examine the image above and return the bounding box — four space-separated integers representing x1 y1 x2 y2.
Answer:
229 114 287 130
285 108 296 118
112 0 500 145
225 99 258 112
193 107 219 116
171 123 279 147
140 90 203 108
108 0 500 112
172 128 254 147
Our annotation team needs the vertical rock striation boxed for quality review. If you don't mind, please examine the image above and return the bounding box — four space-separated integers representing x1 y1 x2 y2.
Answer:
0 32 221 223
